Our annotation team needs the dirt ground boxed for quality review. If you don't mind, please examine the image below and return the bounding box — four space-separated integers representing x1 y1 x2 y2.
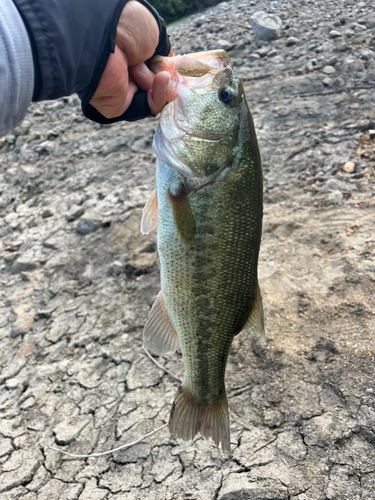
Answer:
0 0 375 499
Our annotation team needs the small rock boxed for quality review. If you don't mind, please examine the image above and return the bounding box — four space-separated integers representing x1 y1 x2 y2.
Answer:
323 77 334 87
326 190 343 205
325 179 340 190
11 313 34 338
76 217 101 235
53 417 91 445
0 438 13 458
263 409 284 427
65 204 85 222
215 39 234 51
338 43 348 51
286 36 299 46
322 65 336 75
327 56 338 66
285 28 296 37
68 193 84 208
342 161 355 173
257 46 270 57
20 396 36 410
43 231 67 250
246 53 261 62
0 357 27 383
251 11 282 42
194 15 206 27
359 15 375 29
268 48 279 57
41 208 54 219
107 261 124 276
329 29 341 38
11 255 39 274
16 165 35 187
351 23 367 32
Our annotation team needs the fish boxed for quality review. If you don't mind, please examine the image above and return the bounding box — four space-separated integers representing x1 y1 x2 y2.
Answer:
140 50 264 453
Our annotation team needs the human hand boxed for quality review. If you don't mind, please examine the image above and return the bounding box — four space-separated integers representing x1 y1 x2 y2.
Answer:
89 0 172 119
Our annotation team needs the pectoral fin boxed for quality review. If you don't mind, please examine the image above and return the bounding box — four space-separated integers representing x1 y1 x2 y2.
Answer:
143 292 179 356
243 283 265 336
140 188 158 234
168 184 196 248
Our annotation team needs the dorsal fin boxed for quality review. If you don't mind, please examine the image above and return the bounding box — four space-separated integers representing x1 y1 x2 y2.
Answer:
143 292 179 356
140 189 158 234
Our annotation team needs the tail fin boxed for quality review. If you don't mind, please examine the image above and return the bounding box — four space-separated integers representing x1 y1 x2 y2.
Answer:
169 385 230 453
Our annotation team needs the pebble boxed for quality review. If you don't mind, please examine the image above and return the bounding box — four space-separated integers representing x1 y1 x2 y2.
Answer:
322 65 336 74
215 39 234 51
11 255 39 274
76 216 101 235
251 11 282 42
323 77 334 87
16 165 35 187
342 161 356 173
329 30 341 38
338 43 349 51
65 204 85 222
326 190 344 205
286 36 299 46
107 260 123 276
263 409 284 427
41 208 54 218
0 439 13 458
257 46 271 57
285 28 297 37
52 417 91 445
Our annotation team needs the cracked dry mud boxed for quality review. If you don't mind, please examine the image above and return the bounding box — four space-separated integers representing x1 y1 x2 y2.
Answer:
1 0 375 498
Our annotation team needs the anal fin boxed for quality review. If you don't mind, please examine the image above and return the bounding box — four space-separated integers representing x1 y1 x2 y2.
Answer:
140 188 158 235
143 292 179 355
242 282 265 336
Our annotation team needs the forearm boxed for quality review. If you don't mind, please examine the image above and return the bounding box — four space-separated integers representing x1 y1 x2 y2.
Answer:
1 0 170 137
13 0 129 101
0 0 34 136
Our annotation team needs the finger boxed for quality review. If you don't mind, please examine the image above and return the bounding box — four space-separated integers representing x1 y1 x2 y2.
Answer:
129 63 154 92
147 71 171 116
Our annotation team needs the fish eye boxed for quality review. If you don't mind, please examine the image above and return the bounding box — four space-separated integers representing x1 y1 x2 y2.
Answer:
219 87 237 106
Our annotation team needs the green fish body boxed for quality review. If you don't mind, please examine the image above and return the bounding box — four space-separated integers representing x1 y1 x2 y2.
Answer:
141 51 264 453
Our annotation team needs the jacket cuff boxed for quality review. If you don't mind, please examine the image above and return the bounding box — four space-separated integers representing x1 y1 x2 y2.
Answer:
0 0 34 135
13 0 129 101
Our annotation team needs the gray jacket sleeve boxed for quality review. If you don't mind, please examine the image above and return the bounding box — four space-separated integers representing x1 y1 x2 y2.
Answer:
0 0 34 137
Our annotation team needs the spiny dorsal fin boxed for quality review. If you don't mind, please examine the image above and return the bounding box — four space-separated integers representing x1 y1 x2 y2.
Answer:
168 183 196 248
143 292 179 356
140 188 158 235
243 283 265 336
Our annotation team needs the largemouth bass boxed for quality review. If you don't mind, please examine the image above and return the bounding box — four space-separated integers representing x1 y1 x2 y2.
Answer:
141 50 264 453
